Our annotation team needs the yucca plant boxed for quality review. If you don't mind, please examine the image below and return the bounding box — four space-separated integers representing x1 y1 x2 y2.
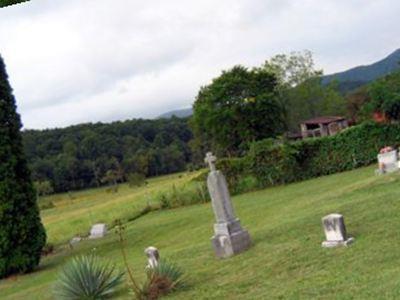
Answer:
54 255 124 300
114 221 185 299
150 259 184 289
139 260 185 299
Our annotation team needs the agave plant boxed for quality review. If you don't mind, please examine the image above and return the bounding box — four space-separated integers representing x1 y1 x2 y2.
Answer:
138 259 185 299
150 259 184 289
54 255 124 300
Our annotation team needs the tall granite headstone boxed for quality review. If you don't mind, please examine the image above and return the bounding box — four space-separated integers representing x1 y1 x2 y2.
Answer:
205 152 251 258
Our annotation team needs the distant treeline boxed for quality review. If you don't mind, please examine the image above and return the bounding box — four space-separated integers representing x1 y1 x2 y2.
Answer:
22 117 193 193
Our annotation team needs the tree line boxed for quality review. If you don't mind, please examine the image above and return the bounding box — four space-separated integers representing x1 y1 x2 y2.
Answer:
24 51 400 195
23 117 193 194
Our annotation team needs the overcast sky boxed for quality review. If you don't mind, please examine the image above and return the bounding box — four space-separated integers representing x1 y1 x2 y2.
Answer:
0 0 399 129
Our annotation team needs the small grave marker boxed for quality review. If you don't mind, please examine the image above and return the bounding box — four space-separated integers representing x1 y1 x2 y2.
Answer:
145 246 160 268
89 223 107 239
321 214 354 248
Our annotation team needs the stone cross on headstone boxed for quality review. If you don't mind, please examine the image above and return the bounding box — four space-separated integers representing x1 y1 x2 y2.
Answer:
205 152 217 172
205 152 251 258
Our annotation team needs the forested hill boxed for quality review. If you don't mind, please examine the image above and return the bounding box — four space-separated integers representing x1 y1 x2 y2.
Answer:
322 48 400 93
22 117 193 193
158 108 193 119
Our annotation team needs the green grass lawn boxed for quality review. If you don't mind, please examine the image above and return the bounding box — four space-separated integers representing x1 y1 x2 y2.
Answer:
2 166 400 299
39 172 198 245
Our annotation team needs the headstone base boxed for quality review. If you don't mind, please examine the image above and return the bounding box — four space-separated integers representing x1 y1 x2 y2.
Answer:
211 229 251 258
322 237 354 248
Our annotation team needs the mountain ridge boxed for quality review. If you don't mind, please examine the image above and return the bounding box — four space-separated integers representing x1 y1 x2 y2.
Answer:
158 49 400 118
157 108 193 119
321 48 400 92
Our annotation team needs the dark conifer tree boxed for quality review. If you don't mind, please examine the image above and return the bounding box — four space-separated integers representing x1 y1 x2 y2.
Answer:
0 55 46 278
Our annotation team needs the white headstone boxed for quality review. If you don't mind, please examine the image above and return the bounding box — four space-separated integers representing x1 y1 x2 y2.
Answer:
377 150 398 173
321 214 354 248
205 152 251 258
89 223 107 239
144 246 160 269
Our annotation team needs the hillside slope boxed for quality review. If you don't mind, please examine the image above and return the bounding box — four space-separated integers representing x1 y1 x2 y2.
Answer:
158 108 193 119
322 48 400 92
1 166 400 299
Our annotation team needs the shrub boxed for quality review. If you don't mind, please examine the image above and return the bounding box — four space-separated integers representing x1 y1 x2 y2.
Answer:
365 71 400 120
190 169 208 182
218 122 400 190
216 157 251 194
115 223 185 300
156 183 210 209
126 204 154 223
54 255 124 300
127 173 146 188
234 175 260 194
105 185 119 193
159 193 171 210
38 200 55 210
139 260 185 300
35 180 54 196
41 243 54 256
247 138 300 186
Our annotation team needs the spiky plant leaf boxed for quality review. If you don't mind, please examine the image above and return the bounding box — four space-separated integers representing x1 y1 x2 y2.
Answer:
139 259 185 299
150 259 185 290
54 255 124 300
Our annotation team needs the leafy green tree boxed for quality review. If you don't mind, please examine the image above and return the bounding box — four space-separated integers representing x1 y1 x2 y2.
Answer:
263 51 346 131
192 65 286 156
101 170 120 193
263 50 322 87
127 173 146 187
34 180 54 196
364 71 400 120
0 55 46 278
101 157 124 193
285 78 346 130
346 87 370 122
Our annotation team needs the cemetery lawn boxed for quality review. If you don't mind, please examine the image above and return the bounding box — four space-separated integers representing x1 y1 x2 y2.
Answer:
2 165 400 299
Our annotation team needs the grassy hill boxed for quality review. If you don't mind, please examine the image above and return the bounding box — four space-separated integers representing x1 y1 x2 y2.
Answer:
1 165 400 299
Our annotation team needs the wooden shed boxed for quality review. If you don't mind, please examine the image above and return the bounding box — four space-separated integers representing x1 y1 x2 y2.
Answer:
300 116 348 138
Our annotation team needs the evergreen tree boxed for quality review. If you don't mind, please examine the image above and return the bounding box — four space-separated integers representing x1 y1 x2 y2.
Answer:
0 0 30 9
0 55 46 278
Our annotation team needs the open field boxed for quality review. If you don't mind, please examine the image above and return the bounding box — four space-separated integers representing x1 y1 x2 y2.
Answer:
39 172 198 245
2 165 400 299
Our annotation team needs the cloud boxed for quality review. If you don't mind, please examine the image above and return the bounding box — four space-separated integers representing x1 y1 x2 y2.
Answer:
0 0 399 129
